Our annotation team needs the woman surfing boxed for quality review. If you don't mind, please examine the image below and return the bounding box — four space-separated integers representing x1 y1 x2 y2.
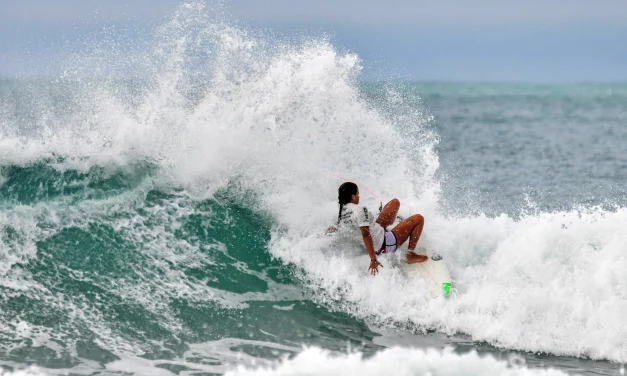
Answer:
329 182 428 276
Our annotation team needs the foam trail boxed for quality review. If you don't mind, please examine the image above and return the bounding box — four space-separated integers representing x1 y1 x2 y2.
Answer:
225 347 568 376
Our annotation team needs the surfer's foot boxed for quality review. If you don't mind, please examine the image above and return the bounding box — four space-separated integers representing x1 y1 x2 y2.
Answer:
406 251 428 264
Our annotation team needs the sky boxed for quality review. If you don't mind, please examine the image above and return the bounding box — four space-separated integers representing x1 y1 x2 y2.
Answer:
1 0 626 82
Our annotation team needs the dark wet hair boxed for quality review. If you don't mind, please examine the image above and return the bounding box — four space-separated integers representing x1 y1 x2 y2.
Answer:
337 182 358 224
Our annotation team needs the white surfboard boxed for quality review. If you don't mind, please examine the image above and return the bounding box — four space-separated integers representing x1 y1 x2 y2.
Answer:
359 248 453 298
406 252 452 298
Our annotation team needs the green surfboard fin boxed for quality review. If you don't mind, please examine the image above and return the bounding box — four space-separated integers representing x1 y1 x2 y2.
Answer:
442 282 451 297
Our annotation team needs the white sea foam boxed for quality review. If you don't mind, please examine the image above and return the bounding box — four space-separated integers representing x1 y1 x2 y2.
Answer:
0 369 45 376
225 347 568 376
271 206 627 362
0 347 571 376
0 1 626 366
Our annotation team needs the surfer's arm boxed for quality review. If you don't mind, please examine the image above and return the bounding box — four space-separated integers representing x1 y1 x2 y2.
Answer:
360 226 383 275
359 226 376 260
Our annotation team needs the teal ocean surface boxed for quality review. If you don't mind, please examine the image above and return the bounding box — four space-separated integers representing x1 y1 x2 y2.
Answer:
1 4 627 376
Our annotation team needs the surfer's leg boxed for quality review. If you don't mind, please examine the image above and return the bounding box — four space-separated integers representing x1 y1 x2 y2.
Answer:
391 214 427 264
376 198 400 229
391 214 424 249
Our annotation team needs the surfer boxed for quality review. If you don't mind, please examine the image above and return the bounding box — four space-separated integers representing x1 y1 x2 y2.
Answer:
328 182 428 275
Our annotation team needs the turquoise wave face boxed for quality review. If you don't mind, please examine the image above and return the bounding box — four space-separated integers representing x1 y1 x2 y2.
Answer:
0 161 157 206
0 161 381 372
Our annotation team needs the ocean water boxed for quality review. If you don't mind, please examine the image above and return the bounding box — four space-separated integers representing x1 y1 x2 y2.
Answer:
1 3 627 375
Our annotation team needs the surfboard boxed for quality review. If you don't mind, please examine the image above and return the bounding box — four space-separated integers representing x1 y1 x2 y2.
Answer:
405 252 452 298
357 248 453 298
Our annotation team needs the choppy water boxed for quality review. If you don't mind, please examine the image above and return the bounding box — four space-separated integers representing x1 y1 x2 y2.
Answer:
1 3 627 375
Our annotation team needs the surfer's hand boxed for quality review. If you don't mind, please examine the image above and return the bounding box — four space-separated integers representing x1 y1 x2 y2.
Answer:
368 260 383 275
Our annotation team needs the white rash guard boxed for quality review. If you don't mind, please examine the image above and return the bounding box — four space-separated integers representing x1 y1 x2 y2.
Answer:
339 203 385 250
